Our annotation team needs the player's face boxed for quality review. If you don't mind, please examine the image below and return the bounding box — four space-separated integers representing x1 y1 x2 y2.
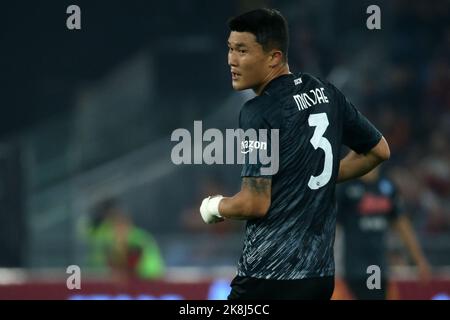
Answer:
227 31 273 91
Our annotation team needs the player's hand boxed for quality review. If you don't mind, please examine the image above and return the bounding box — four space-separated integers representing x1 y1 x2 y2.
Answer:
200 195 224 224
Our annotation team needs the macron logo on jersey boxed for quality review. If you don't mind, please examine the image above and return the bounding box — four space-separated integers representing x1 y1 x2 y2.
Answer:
293 87 329 111
294 77 302 85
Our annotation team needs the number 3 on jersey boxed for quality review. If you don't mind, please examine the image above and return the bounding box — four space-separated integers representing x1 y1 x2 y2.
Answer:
308 113 333 190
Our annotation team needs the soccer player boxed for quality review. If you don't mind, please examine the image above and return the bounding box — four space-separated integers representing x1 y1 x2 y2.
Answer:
199 8 390 299
337 166 431 300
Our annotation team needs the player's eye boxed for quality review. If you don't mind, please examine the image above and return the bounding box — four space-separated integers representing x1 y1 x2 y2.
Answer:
239 49 247 54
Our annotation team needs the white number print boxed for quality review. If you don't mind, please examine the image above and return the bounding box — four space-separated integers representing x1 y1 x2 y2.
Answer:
308 113 333 190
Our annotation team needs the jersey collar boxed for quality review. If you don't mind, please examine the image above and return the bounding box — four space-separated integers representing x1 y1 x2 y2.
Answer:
262 73 295 96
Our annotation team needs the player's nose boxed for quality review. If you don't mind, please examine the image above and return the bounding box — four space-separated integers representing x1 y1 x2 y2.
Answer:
228 51 238 67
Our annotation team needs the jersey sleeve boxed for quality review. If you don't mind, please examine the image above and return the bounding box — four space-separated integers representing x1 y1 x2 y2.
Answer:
336 88 383 154
239 99 276 178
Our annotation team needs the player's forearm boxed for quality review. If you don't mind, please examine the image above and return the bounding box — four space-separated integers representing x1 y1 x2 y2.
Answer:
337 137 390 183
219 193 266 220
337 151 381 183
200 178 271 224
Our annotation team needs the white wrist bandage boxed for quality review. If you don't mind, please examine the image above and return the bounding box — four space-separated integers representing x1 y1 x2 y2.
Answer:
200 195 224 224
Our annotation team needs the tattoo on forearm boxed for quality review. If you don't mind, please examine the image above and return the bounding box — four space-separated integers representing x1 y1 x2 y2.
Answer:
242 178 271 195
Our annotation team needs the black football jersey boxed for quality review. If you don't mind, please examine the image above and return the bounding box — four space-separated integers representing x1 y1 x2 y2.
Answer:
237 72 382 279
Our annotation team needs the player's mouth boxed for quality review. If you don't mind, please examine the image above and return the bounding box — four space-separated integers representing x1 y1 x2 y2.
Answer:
231 71 241 80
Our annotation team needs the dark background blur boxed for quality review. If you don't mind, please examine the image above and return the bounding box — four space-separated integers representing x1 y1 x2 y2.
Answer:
0 0 449 298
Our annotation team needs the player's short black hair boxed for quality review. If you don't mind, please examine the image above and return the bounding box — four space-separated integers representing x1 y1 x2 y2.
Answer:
228 8 289 62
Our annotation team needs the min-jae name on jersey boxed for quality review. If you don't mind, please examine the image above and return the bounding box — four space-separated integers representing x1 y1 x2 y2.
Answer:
293 83 330 111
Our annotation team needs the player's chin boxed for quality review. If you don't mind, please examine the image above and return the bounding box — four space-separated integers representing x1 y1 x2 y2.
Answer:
231 80 248 91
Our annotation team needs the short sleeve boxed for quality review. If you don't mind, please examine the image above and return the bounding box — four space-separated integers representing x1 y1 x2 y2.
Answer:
337 89 382 154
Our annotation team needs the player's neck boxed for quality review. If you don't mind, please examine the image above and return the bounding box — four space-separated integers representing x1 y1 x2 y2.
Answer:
254 64 290 96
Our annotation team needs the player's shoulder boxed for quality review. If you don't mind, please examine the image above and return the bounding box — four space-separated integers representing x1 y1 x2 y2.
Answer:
297 72 342 101
300 72 335 89
241 94 271 112
240 91 278 121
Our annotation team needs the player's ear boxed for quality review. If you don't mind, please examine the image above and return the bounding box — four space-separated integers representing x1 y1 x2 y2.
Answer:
269 50 283 67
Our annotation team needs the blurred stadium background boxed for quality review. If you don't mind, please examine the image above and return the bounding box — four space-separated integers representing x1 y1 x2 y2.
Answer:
0 0 449 299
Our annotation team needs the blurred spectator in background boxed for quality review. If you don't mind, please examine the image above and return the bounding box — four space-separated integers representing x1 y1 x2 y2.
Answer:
337 166 432 299
88 198 165 281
